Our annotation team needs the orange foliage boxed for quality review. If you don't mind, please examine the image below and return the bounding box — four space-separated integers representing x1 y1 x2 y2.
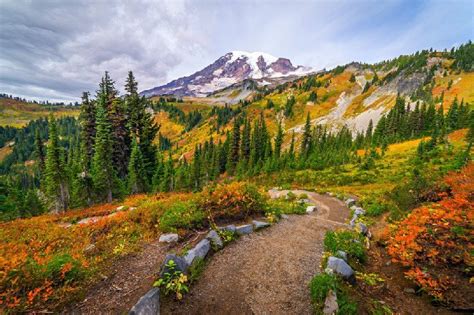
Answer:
387 163 474 304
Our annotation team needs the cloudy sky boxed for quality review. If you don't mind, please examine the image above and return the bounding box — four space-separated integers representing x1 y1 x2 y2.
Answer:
0 0 472 102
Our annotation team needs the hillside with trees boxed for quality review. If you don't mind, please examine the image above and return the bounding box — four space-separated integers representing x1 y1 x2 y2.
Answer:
0 42 473 313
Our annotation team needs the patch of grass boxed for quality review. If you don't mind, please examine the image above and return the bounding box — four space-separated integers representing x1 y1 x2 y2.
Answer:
159 200 205 232
309 273 358 314
324 230 366 263
267 199 306 215
188 257 206 283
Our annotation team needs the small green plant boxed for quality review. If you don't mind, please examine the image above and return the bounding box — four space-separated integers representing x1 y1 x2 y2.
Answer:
188 257 206 283
324 230 366 263
298 193 309 200
356 272 385 286
154 260 189 300
218 229 237 245
309 273 358 314
286 191 297 201
159 200 205 232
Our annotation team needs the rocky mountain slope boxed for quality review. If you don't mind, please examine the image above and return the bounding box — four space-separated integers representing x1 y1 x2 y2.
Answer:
140 51 313 97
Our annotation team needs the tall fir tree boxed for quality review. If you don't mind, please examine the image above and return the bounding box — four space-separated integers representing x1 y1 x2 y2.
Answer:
44 116 69 212
227 118 240 174
128 137 148 193
91 83 121 203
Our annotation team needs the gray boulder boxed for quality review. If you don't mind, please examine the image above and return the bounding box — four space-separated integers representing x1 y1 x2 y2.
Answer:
353 207 365 216
159 233 179 243
357 222 369 236
253 220 270 230
335 250 348 262
349 216 357 228
129 287 160 315
306 205 317 213
326 256 355 284
236 224 253 235
281 214 289 219
219 224 236 233
206 230 223 249
345 198 356 207
160 254 188 277
323 289 339 314
184 239 211 266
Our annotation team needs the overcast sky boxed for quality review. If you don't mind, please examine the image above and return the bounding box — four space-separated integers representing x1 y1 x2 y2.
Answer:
0 0 472 102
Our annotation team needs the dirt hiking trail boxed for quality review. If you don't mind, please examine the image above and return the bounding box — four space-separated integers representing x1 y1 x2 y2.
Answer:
161 190 349 314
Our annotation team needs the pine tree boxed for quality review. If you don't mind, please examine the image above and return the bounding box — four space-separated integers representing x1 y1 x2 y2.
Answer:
127 138 148 193
125 71 158 185
91 91 120 203
301 113 312 157
365 119 373 146
226 118 240 174
33 129 45 173
160 154 175 192
274 121 284 159
44 116 69 212
109 97 130 178
78 91 96 169
240 118 251 161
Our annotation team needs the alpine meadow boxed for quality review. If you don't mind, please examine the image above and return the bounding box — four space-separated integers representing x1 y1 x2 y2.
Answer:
0 1 473 314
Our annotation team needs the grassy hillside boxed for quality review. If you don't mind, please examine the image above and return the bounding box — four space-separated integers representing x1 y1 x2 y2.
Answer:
0 98 80 127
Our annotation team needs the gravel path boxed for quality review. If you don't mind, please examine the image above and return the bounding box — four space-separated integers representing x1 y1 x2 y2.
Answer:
161 190 350 315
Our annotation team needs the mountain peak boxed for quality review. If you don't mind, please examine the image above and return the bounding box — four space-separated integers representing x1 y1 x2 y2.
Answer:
141 51 313 98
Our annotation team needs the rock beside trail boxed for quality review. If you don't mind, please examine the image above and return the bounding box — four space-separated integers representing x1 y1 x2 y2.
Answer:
116 205 126 211
336 250 348 262
129 287 160 315
353 207 365 216
219 225 237 233
236 224 253 235
184 239 211 266
323 289 339 314
206 230 223 249
160 254 188 277
306 205 317 213
357 222 369 236
326 256 355 284
345 198 356 207
253 220 270 230
159 233 179 243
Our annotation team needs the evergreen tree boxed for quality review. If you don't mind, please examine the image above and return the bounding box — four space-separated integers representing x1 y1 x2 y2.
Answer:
301 113 312 157
33 129 45 173
226 118 240 174
44 116 69 212
127 138 148 193
91 89 120 203
160 153 175 192
78 91 96 168
274 121 284 159
240 118 251 161
125 71 158 185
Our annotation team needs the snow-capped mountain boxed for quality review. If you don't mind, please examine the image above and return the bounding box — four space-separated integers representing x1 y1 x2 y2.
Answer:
141 51 313 97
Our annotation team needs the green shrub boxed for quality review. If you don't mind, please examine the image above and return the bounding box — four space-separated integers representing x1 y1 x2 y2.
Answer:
188 257 206 283
324 230 366 263
159 200 205 232
267 199 306 215
309 273 358 314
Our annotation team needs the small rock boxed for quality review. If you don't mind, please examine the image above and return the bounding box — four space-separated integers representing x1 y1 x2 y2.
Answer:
129 207 137 211
354 207 365 216
323 289 339 314
83 244 96 253
159 233 179 243
306 205 317 213
219 224 236 233
404 288 416 294
345 198 356 207
299 198 311 204
326 256 356 284
350 216 357 227
253 220 270 230
129 287 160 315
385 260 392 266
206 230 223 249
336 250 348 262
235 224 253 235
160 254 188 277
281 214 289 219
116 205 126 211
357 223 369 236
184 239 211 266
